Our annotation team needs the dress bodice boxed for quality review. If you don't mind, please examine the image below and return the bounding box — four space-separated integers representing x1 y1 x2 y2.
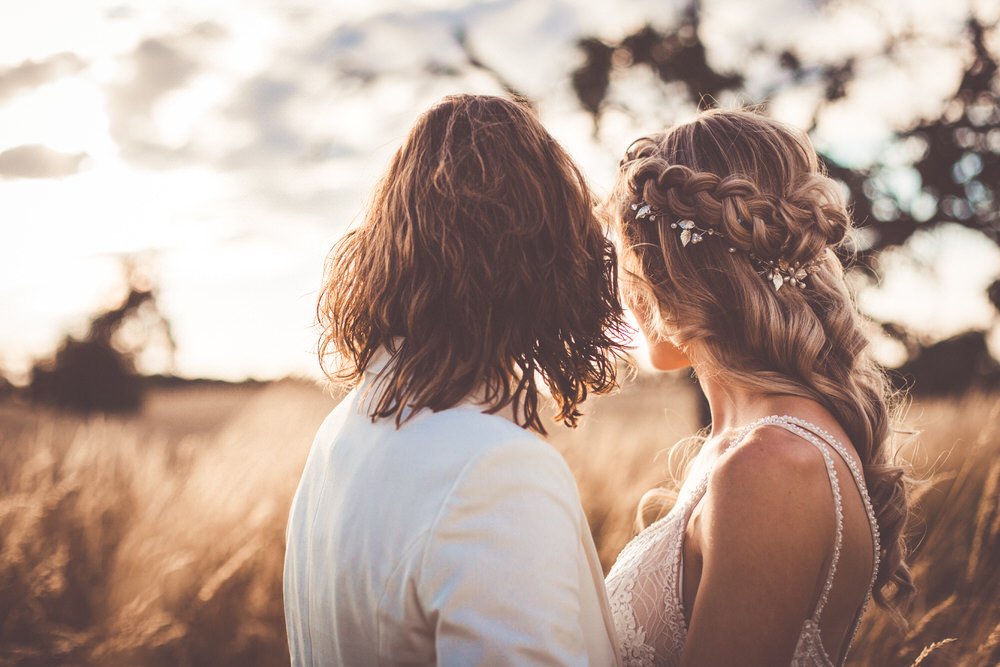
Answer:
605 416 881 667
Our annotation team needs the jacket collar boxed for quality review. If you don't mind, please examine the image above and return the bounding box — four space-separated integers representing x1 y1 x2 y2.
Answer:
362 345 396 379
358 342 521 427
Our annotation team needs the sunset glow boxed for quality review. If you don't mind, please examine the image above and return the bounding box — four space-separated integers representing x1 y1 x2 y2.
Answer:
1 0 998 381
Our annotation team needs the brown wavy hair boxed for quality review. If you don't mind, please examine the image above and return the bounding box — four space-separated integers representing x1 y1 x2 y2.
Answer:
318 94 629 434
612 109 914 615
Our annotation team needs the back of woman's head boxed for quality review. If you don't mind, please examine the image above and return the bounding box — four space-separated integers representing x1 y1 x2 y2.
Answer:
613 108 913 615
319 94 627 434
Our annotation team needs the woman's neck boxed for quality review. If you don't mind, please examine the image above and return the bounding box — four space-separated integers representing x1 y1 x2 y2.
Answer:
697 372 834 442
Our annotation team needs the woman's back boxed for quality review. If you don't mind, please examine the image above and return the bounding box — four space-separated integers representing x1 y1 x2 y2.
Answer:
606 416 879 666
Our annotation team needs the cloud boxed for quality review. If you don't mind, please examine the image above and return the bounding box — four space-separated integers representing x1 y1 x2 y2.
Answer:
0 144 88 179
104 23 225 167
0 52 86 104
221 75 304 166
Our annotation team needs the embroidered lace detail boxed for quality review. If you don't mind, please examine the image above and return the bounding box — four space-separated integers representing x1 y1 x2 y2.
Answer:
606 416 880 667
606 477 700 667
608 576 657 666
794 619 836 667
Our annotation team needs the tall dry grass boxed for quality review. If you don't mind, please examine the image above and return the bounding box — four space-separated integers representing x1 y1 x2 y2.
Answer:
846 394 1000 667
0 376 997 665
0 380 334 666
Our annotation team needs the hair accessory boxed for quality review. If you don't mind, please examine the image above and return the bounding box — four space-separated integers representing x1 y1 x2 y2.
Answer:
631 201 725 248
630 200 826 291
632 203 654 221
669 218 725 247
753 253 825 291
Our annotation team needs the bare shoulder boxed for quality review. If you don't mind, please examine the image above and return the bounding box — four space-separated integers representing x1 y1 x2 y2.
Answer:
704 425 836 547
684 428 848 664
712 425 832 494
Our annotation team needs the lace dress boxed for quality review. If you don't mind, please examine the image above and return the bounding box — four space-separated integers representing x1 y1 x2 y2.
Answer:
605 416 881 667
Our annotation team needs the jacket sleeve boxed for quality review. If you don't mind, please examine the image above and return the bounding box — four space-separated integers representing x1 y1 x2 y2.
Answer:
415 436 611 666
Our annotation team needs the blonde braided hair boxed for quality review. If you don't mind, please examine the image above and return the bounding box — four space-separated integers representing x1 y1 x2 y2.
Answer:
613 109 914 616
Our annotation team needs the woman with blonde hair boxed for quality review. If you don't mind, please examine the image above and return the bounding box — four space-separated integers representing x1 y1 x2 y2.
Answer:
605 109 913 666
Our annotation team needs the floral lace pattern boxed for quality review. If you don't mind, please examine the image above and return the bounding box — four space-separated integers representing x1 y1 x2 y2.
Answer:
609 576 656 665
605 416 880 667
606 480 695 667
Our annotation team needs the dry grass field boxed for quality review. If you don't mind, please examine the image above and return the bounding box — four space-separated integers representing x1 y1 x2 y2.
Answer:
0 375 998 666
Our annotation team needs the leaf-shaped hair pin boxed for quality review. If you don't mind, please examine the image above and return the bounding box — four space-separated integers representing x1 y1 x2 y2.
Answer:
671 219 698 246
635 204 652 219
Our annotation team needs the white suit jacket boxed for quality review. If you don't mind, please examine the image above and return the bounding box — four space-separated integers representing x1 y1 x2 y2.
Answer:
283 352 620 666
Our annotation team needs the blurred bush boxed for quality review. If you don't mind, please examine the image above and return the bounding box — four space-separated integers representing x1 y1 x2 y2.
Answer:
29 265 174 413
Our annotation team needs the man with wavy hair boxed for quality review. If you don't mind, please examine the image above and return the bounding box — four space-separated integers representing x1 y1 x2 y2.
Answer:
283 94 628 666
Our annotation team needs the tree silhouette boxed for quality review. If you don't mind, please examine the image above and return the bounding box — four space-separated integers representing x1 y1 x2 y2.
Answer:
569 3 1000 393
29 263 175 412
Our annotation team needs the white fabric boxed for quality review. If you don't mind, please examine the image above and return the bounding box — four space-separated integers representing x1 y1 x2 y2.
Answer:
605 416 879 667
283 350 620 667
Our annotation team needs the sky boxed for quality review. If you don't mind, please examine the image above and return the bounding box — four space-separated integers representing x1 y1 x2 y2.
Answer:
1 0 998 381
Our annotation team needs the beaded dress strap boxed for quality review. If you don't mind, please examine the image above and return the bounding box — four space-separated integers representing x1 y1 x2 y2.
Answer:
727 417 843 624
779 416 882 666
766 421 845 623
727 415 881 667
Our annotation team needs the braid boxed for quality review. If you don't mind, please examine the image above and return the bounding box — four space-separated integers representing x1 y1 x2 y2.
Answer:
630 163 845 269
